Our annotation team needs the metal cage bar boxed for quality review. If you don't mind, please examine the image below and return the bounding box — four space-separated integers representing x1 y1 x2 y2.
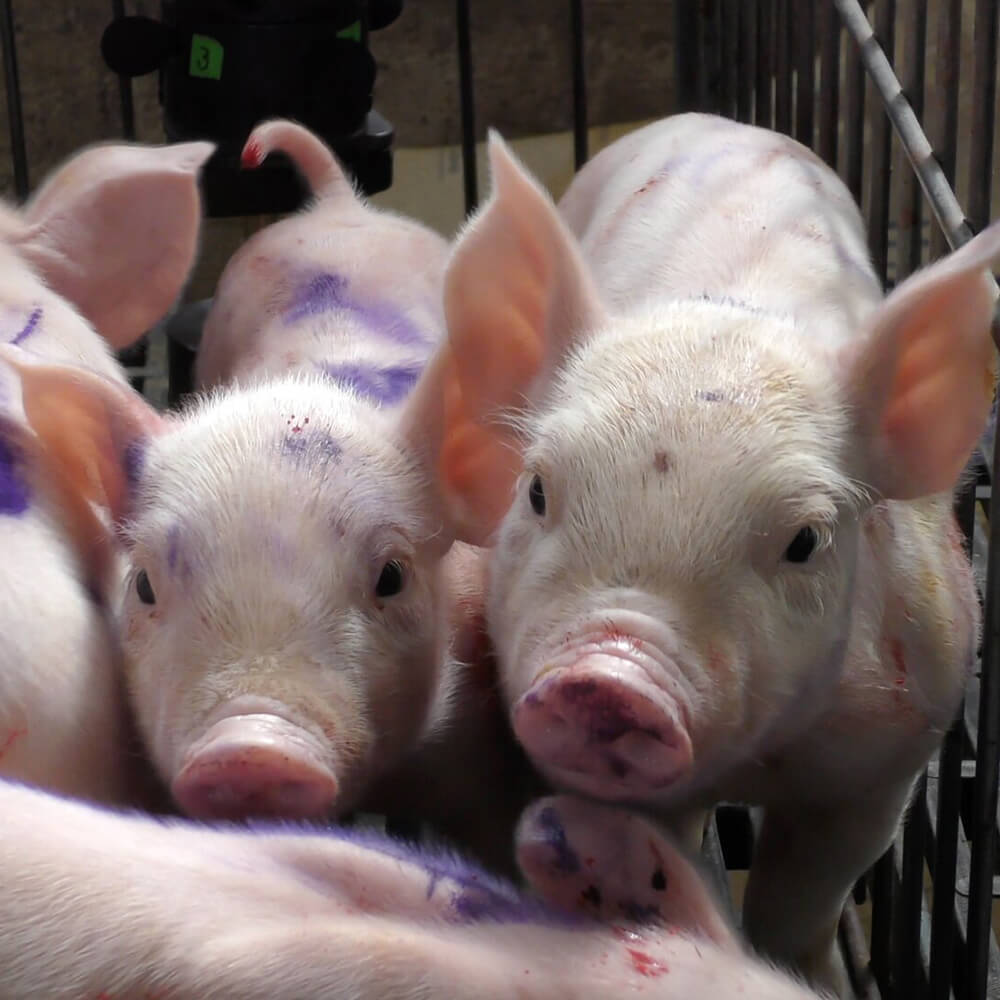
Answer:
793 0 816 146
455 0 478 215
569 0 588 169
0 0 28 199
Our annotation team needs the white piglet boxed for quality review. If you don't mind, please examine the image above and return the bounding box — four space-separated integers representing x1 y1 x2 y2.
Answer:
4 121 530 867
433 114 998 994
0 139 213 805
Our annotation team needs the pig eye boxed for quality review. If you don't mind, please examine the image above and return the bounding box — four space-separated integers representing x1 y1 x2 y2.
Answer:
784 527 818 564
135 569 156 605
375 559 406 598
528 474 546 516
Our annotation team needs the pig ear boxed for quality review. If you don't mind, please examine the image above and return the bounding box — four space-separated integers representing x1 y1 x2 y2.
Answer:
0 344 167 528
405 132 606 545
15 140 215 349
846 220 1000 500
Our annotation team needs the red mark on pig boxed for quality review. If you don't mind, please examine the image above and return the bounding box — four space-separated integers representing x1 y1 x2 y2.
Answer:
0 727 26 759
653 450 671 473
890 638 907 688
626 948 668 977
241 140 264 169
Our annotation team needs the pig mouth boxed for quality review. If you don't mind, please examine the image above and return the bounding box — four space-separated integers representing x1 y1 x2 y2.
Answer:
512 618 695 802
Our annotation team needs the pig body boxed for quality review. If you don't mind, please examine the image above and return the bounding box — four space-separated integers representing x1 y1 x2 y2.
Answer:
0 777 827 999
0 141 213 805
6 120 533 874
434 115 999 994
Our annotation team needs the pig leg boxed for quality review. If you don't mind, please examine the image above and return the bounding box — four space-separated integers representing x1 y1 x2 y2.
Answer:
516 794 736 947
741 783 913 997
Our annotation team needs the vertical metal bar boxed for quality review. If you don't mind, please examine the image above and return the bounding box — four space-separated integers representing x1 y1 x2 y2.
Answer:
737 0 758 124
895 775 929 1000
755 0 773 128
867 0 895 284
870 850 896 996
926 0 962 265
720 0 739 120
111 0 135 140
673 0 700 113
893 0 927 282
794 0 815 146
841 2 865 204
569 0 588 169
817 1 841 167
0 0 29 199
773 0 791 135
700 0 723 115
455 0 477 214
966 0 998 235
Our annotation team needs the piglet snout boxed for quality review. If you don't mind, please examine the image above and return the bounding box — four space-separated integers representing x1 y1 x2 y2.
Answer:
172 714 338 821
513 656 692 800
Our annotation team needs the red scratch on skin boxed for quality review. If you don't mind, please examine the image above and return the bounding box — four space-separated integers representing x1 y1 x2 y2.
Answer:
240 140 264 169
0 727 26 759
890 639 907 681
626 948 669 977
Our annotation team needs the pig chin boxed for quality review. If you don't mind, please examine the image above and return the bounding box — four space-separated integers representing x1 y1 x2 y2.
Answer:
510 612 696 802
170 696 344 822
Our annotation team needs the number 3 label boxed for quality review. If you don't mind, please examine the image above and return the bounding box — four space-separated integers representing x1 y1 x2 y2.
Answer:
189 35 224 80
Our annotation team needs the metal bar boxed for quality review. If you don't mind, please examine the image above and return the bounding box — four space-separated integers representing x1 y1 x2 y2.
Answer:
866 0 895 285
0 0 28 198
720 0 739 120
794 0 815 146
773 0 791 134
673 0 700 113
569 0 587 169
832 0 975 255
755 0 773 128
455 0 477 215
871 848 895 995
111 0 135 140
839 898 881 1000
817 1 841 167
894 774 929 1000
966 0 998 236
841 4 865 205
892 0 927 283
737 0 758 124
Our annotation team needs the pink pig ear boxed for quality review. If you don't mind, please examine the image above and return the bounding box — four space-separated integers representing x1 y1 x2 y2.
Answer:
14 140 215 350
402 132 606 545
846 220 1000 500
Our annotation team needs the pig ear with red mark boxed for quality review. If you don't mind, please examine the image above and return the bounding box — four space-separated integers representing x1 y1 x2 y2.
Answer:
400 132 607 546
14 140 215 350
846 219 1000 500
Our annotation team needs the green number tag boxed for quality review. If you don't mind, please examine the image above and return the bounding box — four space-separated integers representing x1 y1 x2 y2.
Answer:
337 21 362 42
189 34 224 80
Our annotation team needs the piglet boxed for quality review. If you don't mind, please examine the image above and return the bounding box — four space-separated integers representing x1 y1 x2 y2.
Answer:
0 139 213 805
0 778 828 999
2 120 533 873
431 115 999 994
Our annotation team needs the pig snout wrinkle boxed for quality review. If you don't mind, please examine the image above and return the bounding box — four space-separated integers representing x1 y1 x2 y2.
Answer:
513 662 693 799
172 714 338 821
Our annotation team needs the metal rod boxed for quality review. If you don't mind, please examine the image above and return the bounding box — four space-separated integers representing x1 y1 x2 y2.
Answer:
720 0 739 120
773 0 791 135
870 848 895 995
966 0 998 236
794 0 815 145
111 0 135 140
454 0 477 214
892 0 927 282
0 0 28 198
817 1 841 166
832 0 974 253
895 774 929 1000
867 0 895 285
673 0 700 113
755 0 773 128
841 4 865 206
569 0 587 169
737 0 758 124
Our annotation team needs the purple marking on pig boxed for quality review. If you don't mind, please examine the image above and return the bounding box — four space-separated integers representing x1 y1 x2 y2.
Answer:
316 361 422 406
123 439 147 488
166 524 182 574
281 429 342 463
619 900 662 923
0 428 30 515
285 272 426 346
9 306 42 346
532 805 581 874
695 389 725 402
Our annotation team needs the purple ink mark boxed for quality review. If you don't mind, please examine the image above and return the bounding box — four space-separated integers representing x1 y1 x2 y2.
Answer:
619 900 662 923
285 272 426 347
9 306 42 346
533 805 581 875
695 389 725 402
0 427 30 515
166 523 181 573
281 429 342 462
316 361 422 406
123 439 147 488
